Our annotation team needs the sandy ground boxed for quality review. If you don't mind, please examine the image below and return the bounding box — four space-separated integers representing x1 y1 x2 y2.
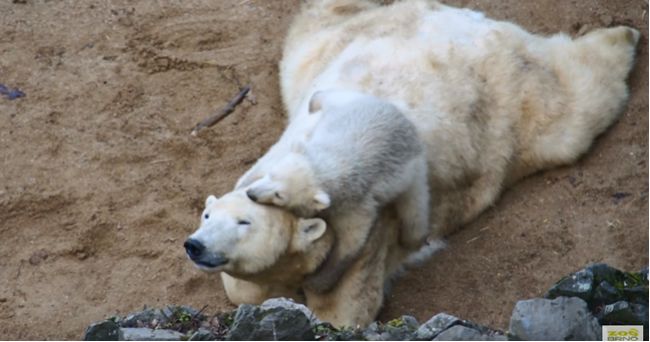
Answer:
0 0 647 339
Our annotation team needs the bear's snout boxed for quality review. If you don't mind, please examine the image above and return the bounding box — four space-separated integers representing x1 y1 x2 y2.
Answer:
184 238 205 260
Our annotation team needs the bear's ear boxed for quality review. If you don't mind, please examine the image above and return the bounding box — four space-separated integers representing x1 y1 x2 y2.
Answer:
205 195 218 208
296 218 327 250
308 91 324 114
313 190 331 211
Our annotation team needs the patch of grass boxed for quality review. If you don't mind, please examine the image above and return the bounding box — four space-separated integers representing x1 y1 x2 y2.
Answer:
162 306 206 333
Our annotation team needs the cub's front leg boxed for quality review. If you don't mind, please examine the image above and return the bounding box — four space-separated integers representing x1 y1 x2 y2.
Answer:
304 221 388 327
303 203 376 293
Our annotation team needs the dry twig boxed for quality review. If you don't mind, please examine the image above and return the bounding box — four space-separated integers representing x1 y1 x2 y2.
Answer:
190 85 251 136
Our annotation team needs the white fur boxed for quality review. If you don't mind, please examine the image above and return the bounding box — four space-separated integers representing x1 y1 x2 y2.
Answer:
224 0 639 327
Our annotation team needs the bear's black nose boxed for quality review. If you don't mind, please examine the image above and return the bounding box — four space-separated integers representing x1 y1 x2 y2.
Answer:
246 190 258 202
184 238 205 260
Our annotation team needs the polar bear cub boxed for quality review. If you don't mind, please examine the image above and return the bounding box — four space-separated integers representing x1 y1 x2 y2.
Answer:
245 90 431 292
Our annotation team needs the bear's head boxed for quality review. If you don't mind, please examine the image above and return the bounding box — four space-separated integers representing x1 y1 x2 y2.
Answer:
244 151 331 217
184 190 333 283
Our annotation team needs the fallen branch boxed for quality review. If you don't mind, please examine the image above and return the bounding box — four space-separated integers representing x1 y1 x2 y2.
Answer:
190 85 251 136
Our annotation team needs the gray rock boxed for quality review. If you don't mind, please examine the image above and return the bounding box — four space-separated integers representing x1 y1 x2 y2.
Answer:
640 267 648 281
84 320 122 341
587 263 623 283
509 296 601 341
121 308 165 328
400 315 420 330
382 328 411 341
362 322 384 341
120 327 185 341
593 281 621 305
414 313 460 340
187 328 217 341
433 325 506 341
601 300 648 327
546 269 594 302
359 316 421 340
260 297 321 324
313 323 363 340
226 304 314 340
623 285 648 304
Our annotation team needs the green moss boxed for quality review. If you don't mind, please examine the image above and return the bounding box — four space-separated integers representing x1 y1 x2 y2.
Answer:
386 318 405 328
218 311 234 327
603 271 648 291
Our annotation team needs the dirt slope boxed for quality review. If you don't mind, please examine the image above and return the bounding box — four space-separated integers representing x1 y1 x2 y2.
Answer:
0 0 646 339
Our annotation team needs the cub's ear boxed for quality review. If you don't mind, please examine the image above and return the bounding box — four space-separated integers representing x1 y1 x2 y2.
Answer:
289 140 307 154
309 89 372 114
296 218 327 250
205 195 218 208
313 190 331 211
308 91 324 114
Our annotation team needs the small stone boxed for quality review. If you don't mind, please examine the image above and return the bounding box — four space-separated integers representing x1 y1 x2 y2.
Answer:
226 304 314 341
76 251 89 260
83 320 122 341
509 297 601 341
260 297 320 324
120 327 185 341
433 325 505 341
414 312 460 340
29 249 48 265
546 269 594 302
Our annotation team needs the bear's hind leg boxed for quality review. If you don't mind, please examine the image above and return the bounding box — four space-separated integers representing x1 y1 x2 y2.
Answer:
394 158 432 249
528 26 640 168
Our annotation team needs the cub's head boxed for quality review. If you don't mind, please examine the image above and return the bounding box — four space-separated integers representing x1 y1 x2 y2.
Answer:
184 190 328 276
245 152 331 217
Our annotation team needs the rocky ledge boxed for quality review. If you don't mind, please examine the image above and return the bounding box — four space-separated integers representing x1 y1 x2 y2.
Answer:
84 263 647 341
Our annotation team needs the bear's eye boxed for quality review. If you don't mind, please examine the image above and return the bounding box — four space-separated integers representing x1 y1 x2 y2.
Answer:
204 213 210 220
237 220 250 225
274 192 283 200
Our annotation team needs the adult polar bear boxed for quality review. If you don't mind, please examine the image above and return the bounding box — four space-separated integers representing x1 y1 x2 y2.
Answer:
222 0 638 326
